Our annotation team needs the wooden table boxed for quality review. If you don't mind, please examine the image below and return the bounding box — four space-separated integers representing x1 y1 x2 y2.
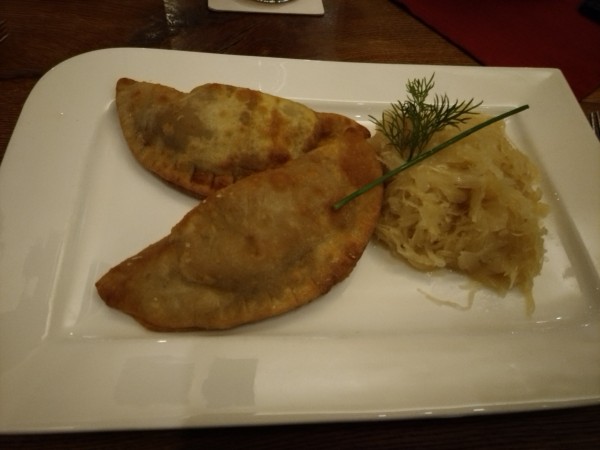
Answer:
1 1 599 448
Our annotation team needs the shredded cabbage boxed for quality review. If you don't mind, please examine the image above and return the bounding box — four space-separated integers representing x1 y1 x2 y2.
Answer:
372 115 548 313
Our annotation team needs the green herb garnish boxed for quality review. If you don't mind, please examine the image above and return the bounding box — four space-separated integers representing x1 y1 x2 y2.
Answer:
371 74 482 161
333 75 529 210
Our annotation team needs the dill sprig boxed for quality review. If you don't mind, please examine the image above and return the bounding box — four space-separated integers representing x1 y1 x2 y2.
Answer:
370 74 482 161
332 104 529 210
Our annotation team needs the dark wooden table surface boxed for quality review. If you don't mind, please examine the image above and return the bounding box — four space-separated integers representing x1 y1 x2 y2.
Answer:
1 1 599 448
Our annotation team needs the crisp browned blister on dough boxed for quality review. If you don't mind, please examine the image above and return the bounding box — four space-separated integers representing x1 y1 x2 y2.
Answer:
95 128 383 331
115 78 368 197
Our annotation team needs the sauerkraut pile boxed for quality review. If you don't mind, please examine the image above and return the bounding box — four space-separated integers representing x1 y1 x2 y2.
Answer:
372 114 548 313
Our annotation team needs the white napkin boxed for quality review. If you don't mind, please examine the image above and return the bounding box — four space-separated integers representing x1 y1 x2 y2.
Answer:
208 0 324 15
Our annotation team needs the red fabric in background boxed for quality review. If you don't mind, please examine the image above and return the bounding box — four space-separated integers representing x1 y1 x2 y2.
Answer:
396 0 600 99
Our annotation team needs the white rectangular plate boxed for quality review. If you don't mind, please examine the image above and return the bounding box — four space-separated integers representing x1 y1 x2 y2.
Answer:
1 49 599 433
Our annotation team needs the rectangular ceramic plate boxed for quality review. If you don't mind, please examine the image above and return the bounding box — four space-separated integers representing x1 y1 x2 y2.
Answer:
1 49 599 433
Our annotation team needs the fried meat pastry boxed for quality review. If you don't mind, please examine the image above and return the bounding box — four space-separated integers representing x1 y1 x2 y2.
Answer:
96 128 383 331
116 78 368 197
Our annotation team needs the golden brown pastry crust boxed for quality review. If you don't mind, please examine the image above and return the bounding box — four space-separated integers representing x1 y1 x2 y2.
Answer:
96 128 382 331
115 78 368 198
